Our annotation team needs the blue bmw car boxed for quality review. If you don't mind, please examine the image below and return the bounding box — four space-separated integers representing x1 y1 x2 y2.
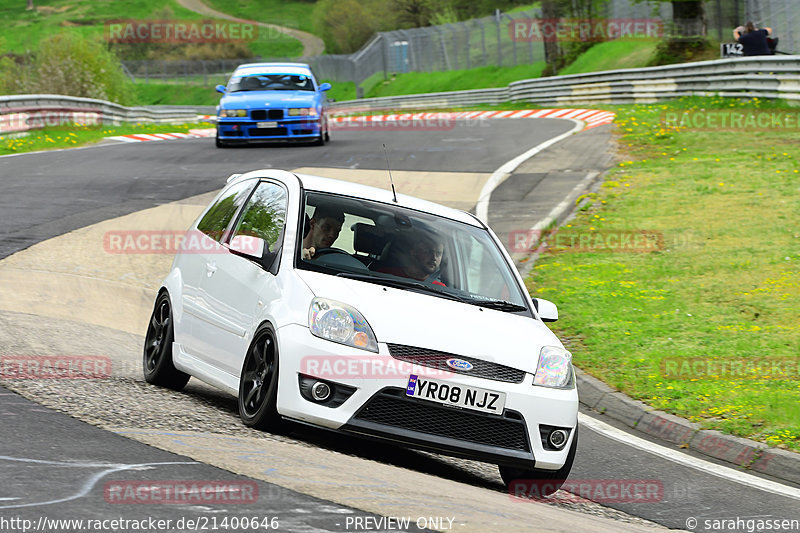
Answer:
215 62 332 147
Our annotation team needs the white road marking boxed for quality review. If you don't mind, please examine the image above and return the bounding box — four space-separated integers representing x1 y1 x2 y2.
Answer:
578 413 800 501
475 119 584 223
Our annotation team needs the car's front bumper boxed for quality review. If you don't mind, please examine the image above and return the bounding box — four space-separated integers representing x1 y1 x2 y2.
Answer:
275 324 578 470
217 117 321 142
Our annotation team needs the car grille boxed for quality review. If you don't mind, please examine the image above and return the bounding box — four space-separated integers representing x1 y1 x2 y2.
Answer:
250 109 283 120
353 388 530 452
249 127 287 137
387 343 526 383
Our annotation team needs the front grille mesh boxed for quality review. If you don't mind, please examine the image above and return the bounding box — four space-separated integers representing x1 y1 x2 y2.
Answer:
354 388 530 452
387 343 526 383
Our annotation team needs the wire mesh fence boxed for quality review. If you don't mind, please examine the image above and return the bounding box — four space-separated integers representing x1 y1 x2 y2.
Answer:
121 0 796 94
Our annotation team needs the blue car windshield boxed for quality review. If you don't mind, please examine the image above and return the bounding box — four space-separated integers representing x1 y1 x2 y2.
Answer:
228 73 315 92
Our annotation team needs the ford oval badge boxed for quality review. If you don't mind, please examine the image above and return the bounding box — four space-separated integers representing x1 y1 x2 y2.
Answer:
446 358 473 371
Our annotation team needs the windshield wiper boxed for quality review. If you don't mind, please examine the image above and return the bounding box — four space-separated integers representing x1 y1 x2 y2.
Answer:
335 272 466 302
465 299 528 312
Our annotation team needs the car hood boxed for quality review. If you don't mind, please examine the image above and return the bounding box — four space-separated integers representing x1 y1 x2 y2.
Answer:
295 270 563 375
221 91 318 109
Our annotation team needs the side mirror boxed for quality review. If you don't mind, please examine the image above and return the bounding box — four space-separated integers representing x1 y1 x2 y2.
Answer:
215 85 227 94
318 82 332 92
534 298 558 322
228 235 266 260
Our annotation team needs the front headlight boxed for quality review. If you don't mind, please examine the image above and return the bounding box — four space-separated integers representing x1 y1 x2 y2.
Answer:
308 298 378 352
533 346 573 388
288 108 317 117
220 109 247 118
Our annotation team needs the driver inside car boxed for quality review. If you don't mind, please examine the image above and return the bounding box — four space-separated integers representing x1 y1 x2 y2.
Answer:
301 206 344 259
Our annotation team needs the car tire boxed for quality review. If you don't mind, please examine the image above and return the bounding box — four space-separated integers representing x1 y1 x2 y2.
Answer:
499 426 578 498
238 323 281 430
215 130 227 148
324 124 330 142
143 292 191 390
313 131 325 146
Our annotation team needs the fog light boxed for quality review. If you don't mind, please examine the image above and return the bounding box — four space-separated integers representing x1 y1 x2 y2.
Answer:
311 381 331 401
549 429 569 449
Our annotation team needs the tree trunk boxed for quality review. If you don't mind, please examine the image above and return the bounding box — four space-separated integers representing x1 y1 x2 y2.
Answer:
26 0 34 10
672 0 706 37
541 0 561 75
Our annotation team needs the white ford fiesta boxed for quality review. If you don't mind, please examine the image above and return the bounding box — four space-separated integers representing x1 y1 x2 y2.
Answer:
144 169 578 490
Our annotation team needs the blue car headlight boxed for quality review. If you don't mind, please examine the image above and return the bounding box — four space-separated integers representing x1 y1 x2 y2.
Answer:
288 108 317 117
220 109 247 118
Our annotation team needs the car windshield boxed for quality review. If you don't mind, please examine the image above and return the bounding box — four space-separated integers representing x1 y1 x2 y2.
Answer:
228 73 315 92
298 192 531 314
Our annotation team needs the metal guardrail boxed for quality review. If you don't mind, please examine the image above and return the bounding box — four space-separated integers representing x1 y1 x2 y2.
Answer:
0 94 203 135
3 57 798 134
330 56 800 112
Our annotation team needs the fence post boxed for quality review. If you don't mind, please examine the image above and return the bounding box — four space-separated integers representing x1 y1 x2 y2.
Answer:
509 15 517 65
451 25 459 70
480 20 487 66
496 9 502 66
465 26 471 69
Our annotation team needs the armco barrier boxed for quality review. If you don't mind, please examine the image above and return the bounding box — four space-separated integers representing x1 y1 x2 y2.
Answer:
4 57 799 134
330 56 800 112
0 94 202 135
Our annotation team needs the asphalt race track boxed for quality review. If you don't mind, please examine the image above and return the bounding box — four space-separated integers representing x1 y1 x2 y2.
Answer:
1 118 799 533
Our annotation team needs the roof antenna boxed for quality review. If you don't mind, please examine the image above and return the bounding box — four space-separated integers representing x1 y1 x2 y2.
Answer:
383 143 398 203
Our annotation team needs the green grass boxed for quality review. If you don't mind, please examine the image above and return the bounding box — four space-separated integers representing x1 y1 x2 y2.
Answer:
0 122 211 155
558 38 660 75
0 0 197 53
0 0 301 58
525 96 800 452
133 83 221 105
204 0 317 34
365 63 546 98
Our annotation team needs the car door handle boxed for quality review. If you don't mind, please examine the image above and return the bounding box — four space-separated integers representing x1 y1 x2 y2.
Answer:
205 262 217 277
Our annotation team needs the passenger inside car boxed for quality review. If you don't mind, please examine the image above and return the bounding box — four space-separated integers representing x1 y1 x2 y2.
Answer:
376 229 446 286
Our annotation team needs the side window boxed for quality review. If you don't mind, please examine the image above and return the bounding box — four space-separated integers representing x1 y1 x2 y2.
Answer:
231 181 287 253
197 180 254 242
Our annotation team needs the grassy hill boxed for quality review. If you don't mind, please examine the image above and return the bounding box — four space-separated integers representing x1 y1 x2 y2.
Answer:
558 38 660 76
0 0 302 57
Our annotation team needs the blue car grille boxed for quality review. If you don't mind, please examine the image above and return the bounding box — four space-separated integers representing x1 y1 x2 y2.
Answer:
251 109 283 120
